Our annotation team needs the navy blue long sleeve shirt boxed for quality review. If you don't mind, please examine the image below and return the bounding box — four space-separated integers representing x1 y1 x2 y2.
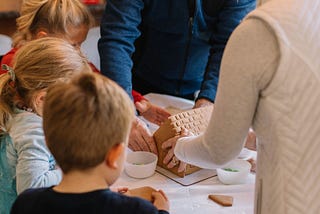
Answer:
98 0 256 101
11 187 169 214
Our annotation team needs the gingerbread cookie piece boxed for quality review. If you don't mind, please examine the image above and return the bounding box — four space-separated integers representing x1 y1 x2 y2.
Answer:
153 105 213 177
208 194 233 207
125 186 156 202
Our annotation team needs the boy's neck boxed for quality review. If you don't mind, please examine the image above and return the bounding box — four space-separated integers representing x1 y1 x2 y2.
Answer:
54 167 110 194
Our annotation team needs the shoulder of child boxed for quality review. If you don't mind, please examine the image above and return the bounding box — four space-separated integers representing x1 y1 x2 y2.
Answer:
11 111 42 132
10 111 43 144
16 187 50 199
11 187 50 213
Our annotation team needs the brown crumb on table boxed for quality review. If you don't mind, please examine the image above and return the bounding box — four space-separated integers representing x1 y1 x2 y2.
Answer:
208 194 233 207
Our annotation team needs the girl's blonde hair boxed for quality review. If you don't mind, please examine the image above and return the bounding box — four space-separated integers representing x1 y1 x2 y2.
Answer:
13 0 94 47
0 37 91 131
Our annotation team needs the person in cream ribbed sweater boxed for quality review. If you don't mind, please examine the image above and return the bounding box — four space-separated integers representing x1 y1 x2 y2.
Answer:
165 0 320 213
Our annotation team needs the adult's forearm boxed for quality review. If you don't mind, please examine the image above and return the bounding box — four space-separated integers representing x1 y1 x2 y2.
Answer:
176 18 278 168
174 135 226 169
199 0 256 101
98 0 144 97
197 50 222 102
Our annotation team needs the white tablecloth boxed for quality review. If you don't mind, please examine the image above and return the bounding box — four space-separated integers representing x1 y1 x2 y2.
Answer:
113 171 255 214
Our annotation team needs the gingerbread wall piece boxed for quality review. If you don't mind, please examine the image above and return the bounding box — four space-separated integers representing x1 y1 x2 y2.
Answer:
153 105 213 177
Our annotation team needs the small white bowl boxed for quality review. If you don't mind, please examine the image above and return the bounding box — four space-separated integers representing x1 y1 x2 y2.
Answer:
217 159 251 185
237 148 254 160
125 151 158 179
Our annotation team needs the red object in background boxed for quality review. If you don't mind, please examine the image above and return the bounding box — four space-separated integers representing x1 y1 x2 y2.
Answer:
82 0 100 5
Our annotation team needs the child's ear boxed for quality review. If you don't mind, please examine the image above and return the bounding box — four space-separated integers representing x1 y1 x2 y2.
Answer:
33 90 46 115
37 90 46 101
106 143 125 169
36 30 48 39
34 90 46 107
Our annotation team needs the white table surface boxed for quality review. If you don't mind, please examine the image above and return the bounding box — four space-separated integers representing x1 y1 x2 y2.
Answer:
115 93 256 214
113 170 255 214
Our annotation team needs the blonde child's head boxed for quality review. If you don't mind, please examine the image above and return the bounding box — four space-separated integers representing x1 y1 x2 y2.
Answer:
0 37 90 131
13 0 94 48
43 72 134 181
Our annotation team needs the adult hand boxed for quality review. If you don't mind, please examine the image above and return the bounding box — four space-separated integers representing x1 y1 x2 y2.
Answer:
247 158 257 173
244 129 257 172
161 129 192 172
129 117 158 155
194 98 214 108
135 100 171 125
152 189 170 212
245 128 257 151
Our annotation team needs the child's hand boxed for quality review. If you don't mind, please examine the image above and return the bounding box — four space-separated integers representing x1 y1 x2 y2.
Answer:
110 186 128 194
152 189 170 212
135 100 171 125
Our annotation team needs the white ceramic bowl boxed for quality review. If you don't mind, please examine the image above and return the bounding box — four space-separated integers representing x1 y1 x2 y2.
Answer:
216 159 251 185
125 151 158 179
237 148 253 160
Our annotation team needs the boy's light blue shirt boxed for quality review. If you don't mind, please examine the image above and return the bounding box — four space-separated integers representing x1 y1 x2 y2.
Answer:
0 110 62 214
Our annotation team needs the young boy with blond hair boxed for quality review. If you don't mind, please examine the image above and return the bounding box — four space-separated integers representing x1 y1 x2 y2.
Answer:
11 72 169 214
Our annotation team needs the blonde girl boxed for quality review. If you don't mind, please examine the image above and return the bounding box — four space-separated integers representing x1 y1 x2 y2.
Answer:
1 0 169 156
13 0 93 48
0 37 90 214
0 0 93 74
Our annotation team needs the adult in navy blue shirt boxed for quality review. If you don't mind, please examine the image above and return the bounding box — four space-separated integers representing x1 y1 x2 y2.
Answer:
98 0 256 152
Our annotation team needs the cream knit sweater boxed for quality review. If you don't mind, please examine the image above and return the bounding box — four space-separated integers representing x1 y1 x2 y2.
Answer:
175 0 320 213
